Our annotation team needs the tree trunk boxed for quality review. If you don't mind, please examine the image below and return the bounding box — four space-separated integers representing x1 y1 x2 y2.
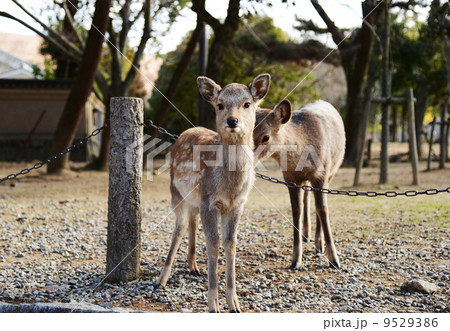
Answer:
152 19 203 130
379 0 391 184
203 0 240 130
343 0 379 166
90 0 152 171
439 28 450 168
47 0 110 174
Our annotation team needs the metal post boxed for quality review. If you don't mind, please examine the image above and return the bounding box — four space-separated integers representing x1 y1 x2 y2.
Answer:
106 97 143 283
407 89 420 185
198 22 207 127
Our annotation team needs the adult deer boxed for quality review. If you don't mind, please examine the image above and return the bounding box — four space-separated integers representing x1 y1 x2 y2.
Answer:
253 99 345 269
156 74 271 313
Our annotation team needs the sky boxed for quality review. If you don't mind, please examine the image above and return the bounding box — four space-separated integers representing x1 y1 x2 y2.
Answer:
0 0 367 55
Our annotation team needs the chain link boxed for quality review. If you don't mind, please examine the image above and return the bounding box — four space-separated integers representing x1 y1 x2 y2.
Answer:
0 122 108 183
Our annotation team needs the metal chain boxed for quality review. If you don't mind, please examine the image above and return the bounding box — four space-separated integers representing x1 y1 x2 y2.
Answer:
0 122 108 183
255 172 450 197
141 121 450 197
142 120 179 142
2 120 449 197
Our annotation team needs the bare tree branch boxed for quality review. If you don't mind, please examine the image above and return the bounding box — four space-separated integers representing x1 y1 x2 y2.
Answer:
192 0 221 31
11 0 83 57
61 0 85 48
119 0 132 53
295 17 329 34
0 11 81 63
123 0 152 92
107 21 123 85
310 0 347 47
392 0 426 10
129 5 145 29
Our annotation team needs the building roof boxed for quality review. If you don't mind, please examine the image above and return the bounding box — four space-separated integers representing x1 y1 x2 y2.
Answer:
0 48 35 79
0 32 46 67
0 78 74 89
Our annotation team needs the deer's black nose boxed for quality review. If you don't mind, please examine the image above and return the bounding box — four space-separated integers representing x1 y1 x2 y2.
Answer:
227 117 238 128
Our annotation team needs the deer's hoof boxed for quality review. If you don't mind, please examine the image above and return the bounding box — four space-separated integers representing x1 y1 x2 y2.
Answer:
302 237 310 243
189 269 202 277
209 309 219 313
152 283 163 290
230 309 241 313
289 262 305 271
329 261 341 269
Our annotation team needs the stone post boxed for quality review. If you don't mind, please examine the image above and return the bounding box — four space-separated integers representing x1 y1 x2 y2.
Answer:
106 97 143 283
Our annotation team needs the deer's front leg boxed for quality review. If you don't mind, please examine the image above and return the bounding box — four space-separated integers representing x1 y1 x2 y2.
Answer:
200 203 220 313
221 206 243 313
287 186 303 270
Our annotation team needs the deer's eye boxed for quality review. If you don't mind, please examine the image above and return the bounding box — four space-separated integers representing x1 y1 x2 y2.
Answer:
244 102 251 108
262 135 270 143
217 103 224 110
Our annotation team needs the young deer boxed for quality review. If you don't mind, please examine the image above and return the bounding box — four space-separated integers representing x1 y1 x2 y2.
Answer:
253 99 345 269
156 74 271 313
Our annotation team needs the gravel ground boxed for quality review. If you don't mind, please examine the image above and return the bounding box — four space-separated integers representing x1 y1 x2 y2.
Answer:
0 160 449 313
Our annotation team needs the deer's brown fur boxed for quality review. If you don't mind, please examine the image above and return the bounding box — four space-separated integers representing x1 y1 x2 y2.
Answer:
254 99 345 269
157 74 271 313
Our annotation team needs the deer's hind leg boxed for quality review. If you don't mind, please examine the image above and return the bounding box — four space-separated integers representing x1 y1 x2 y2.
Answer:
311 179 340 269
187 207 201 276
314 214 325 253
302 189 311 242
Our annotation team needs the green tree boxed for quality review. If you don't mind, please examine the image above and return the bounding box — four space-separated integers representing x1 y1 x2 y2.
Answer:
390 1 448 157
297 0 381 166
149 15 321 134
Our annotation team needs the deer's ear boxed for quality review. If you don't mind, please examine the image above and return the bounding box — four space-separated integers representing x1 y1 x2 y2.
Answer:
274 99 292 125
197 76 221 103
250 73 270 103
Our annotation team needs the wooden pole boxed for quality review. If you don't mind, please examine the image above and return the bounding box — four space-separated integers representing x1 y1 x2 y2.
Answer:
439 100 448 169
353 65 375 186
407 89 420 185
427 116 436 171
106 97 143 283
446 116 450 161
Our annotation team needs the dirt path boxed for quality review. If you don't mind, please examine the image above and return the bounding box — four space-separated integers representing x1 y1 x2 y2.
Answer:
0 157 448 313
